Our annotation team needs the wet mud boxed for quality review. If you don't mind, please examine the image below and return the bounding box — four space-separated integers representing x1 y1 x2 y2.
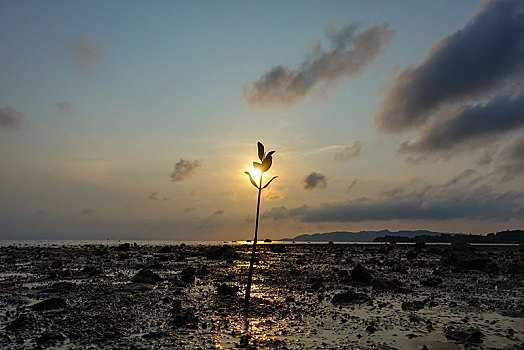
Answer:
1 242 523 349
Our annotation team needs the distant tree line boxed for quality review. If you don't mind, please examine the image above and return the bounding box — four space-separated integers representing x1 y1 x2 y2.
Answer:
374 230 524 244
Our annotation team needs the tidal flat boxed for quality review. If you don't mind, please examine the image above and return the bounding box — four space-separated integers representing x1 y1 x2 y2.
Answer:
0 242 523 349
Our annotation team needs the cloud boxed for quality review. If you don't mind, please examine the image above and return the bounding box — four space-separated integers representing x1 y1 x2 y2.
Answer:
0 107 24 129
81 208 97 215
347 179 358 192
334 141 363 161
376 0 524 133
498 136 524 177
35 209 49 216
211 209 224 217
148 192 160 200
262 205 310 221
68 37 106 73
263 173 524 223
171 159 202 182
303 172 327 190
244 22 394 107
399 92 524 156
53 101 73 115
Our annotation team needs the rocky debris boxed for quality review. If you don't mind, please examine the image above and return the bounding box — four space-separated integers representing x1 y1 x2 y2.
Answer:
420 276 443 287
131 269 162 284
444 325 484 343
172 299 198 328
206 245 239 260
331 290 371 304
216 284 239 296
351 264 373 283
401 300 425 311
31 297 68 311
269 244 286 253
41 281 77 294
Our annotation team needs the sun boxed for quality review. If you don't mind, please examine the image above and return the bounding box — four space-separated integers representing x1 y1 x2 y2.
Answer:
248 166 262 183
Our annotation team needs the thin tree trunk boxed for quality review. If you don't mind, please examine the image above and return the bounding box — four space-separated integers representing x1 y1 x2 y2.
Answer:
245 174 263 305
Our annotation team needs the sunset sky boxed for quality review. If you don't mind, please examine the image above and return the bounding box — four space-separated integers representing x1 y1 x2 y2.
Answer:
1 0 523 240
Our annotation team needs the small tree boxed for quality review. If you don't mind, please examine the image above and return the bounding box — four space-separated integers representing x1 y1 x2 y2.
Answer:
244 142 278 305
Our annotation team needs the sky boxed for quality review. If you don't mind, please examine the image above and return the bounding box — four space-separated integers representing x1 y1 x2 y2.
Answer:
1 0 523 240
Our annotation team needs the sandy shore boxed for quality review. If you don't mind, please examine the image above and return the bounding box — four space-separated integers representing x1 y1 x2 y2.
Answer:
1 242 523 349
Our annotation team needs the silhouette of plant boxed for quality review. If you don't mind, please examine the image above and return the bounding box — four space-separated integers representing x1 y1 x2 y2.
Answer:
244 142 278 305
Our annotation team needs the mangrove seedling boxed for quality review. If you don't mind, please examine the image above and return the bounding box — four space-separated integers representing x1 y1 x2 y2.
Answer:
244 141 278 305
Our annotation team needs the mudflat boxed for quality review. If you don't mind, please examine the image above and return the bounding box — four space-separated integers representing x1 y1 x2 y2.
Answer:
1 242 523 349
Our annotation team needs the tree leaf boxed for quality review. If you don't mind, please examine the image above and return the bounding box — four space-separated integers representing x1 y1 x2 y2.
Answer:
245 171 259 189
253 161 262 170
262 176 278 189
260 155 272 172
257 142 265 161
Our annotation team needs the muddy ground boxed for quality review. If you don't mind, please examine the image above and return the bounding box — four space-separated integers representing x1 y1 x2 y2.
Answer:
0 242 523 349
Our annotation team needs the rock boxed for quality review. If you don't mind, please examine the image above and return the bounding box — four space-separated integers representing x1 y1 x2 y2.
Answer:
371 278 405 292
6 314 31 331
114 243 130 251
331 290 371 304
444 325 484 343
206 245 239 260
172 299 198 328
196 265 209 276
507 263 524 274
131 269 162 284
401 300 425 311
450 241 473 252
36 331 66 346
351 264 373 283
50 260 62 269
158 245 172 253
32 297 68 311
269 244 286 253
420 277 442 287
216 284 239 296
415 241 426 249
181 266 195 284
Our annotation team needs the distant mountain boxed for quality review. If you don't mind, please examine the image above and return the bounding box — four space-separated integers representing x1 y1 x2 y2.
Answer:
375 230 524 244
280 230 445 242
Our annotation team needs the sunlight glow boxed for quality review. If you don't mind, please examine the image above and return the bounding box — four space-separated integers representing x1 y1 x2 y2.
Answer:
248 166 262 183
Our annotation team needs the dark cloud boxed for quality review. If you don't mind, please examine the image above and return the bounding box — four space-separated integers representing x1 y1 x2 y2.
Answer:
334 141 362 161
244 23 394 107
81 208 97 215
68 37 106 73
148 192 160 201
262 205 310 221
399 92 524 155
0 107 24 129
264 170 524 222
35 209 48 216
347 179 358 192
303 172 327 190
376 0 524 133
171 159 202 182
498 136 524 177
211 209 224 217
54 101 73 115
